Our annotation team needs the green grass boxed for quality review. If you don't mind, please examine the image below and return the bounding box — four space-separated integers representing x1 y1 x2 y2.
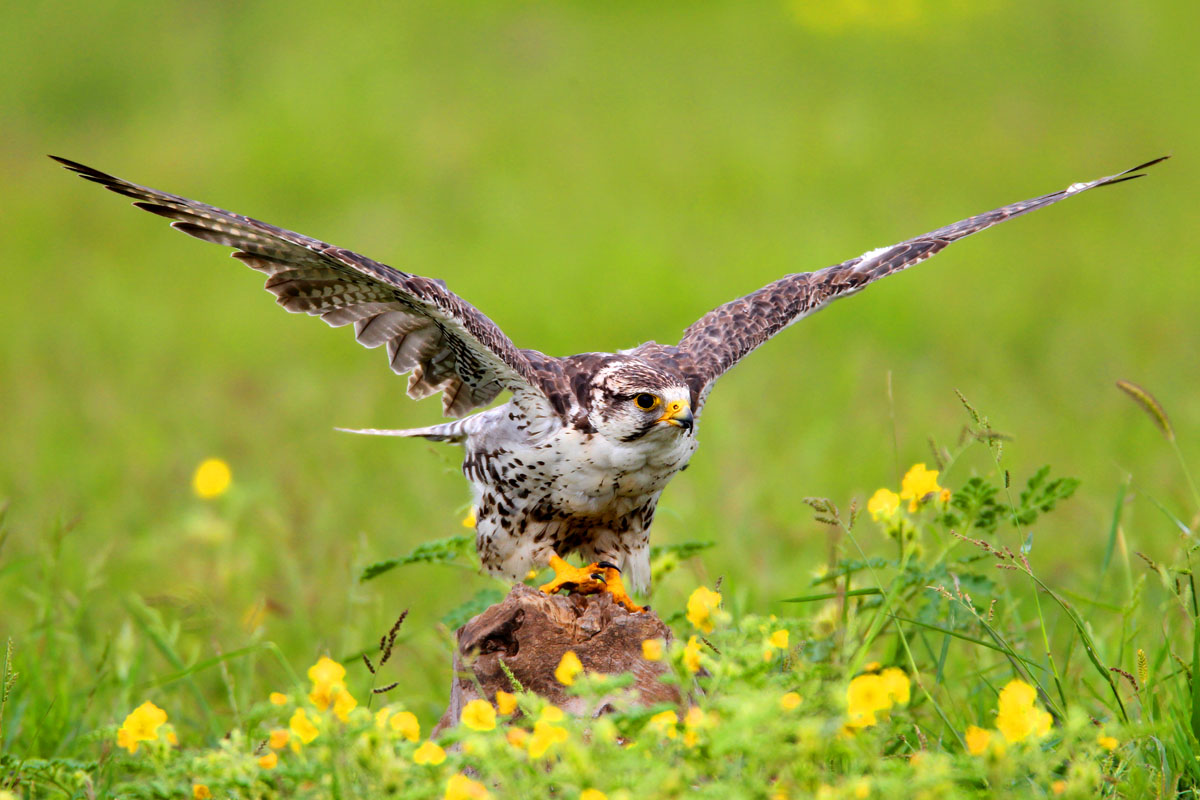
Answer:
2 0 1199 796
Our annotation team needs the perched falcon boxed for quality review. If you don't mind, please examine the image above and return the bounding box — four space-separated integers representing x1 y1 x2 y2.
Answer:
55 155 1165 610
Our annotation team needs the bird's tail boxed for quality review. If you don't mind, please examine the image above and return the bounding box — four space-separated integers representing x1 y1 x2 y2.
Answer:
335 419 471 443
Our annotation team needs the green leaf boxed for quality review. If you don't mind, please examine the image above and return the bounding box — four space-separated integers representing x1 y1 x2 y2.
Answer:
360 535 475 581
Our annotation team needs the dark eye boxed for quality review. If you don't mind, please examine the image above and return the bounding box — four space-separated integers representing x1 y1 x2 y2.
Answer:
634 393 660 411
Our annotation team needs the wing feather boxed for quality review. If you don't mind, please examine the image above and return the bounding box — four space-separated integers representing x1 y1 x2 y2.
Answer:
673 157 1167 401
53 156 559 418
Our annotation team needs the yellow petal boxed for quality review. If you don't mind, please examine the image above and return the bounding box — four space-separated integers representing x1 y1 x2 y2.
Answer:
391 710 420 742
964 725 992 755
495 691 518 716
555 651 584 686
460 698 497 732
413 740 447 766
192 458 232 499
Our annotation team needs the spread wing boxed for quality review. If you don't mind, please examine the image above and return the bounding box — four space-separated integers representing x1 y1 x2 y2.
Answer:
674 157 1167 401
53 156 557 418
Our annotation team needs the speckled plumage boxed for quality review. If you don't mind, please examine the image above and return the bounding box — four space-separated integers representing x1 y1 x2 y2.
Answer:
54 155 1165 593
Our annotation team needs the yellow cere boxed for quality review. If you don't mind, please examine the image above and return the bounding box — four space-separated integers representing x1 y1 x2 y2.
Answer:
191 458 232 499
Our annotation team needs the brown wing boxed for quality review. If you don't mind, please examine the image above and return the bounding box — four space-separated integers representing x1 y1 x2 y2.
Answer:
674 157 1167 401
53 156 558 418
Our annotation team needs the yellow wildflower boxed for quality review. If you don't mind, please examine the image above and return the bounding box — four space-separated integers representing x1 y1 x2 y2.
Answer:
116 701 168 754
899 464 943 511
289 708 319 744
641 638 664 661
965 725 992 755
414 740 447 766
461 698 497 731
462 510 477 528
258 751 278 769
495 690 518 715
768 629 789 649
555 651 584 686
683 636 702 673
845 674 892 729
506 727 529 750
540 705 565 723
165 730 178 746
268 729 289 749
580 790 608 800
332 686 358 722
445 773 490 800
1051 780 1067 795
995 680 1052 743
269 692 288 706
867 488 900 521
307 656 348 710
192 458 232 499
686 586 722 633
780 692 803 711
1097 734 1119 751
647 709 678 739
192 785 212 800
683 706 708 729
852 778 870 799
879 667 910 705
391 710 420 742
528 720 569 758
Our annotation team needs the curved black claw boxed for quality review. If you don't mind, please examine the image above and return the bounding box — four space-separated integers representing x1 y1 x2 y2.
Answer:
596 561 621 572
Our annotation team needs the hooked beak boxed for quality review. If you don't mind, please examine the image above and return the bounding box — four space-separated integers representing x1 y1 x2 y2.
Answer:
657 400 694 432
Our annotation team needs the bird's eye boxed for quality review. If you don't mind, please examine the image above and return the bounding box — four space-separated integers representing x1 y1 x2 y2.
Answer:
634 393 661 411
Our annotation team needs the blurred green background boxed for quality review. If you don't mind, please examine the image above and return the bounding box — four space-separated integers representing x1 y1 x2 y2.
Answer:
2 0 1197 741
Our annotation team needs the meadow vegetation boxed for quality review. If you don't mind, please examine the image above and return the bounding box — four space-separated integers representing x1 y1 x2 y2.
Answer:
2 0 1197 797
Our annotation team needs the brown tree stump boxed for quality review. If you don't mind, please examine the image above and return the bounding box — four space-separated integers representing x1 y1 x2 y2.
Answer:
435 584 678 734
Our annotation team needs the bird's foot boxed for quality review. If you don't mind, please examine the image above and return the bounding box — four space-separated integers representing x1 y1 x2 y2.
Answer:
538 554 644 613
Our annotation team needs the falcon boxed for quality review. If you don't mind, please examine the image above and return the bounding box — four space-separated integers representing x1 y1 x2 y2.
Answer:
54 155 1165 611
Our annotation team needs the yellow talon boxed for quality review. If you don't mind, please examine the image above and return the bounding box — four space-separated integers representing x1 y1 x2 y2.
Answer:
538 554 644 613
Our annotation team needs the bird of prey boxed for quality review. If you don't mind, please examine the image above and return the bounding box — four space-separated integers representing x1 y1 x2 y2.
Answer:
54 155 1165 611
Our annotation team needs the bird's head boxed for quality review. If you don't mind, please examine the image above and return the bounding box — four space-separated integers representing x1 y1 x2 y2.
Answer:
585 358 695 444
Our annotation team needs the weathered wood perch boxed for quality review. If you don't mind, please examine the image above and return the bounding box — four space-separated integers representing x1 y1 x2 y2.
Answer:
435 584 678 733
